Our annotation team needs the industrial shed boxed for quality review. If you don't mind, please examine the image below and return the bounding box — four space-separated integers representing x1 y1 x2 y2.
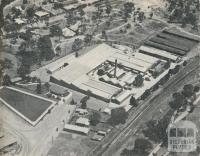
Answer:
145 28 200 56
50 44 120 102
50 44 160 103
107 52 158 73
139 46 179 62
63 124 90 135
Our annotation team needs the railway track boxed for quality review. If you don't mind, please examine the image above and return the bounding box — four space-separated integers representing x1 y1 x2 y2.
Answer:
88 57 200 156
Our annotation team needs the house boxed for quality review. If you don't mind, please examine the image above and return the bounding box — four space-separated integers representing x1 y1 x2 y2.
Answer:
75 108 88 115
75 117 90 127
47 14 66 26
35 11 49 20
49 84 69 97
62 27 76 38
63 124 90 135
14 18 26 25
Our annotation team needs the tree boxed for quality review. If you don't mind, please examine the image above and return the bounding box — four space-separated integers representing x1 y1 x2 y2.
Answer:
3 58 13 69
26 7 35 18
173 65 180 74
81 101 87 109
194 86 200 93
105 1 112 17
109 107 128 126
50 25 62 38
72 38 83 51
36 80 42 94
84 34 92 45
2 74 11 86
78 7 85 19
17 64 30 79
102 30 108 40
37 36 55 61
169 92 186 110
134 74 144 87
130 96 138 107
66 12 74 26
141 89 151 100
80 96 89 109
123 2 135 21
89 112 101 126
23 0 27 4
134 138 153 156
182 84 194 98
164 60 171 69
70 98 77 105
53 3 63 9
143 110 174 145
121 138 153 156
183 60 187 66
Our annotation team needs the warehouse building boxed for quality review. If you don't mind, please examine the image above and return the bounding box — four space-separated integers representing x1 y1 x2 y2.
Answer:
50 44 160 102
139 46 179 62
144 27 200 56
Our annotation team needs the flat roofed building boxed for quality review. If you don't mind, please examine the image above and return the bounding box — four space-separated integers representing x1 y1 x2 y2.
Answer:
77 78 121 101
35 11 49 19
75 117 90 127
14 18 26 24
62 27 76 38
107 52 155 73
48 14 65 26
75 108 88 115
63 124 90 135
133 52 159 64
139 45 179 62
49 84 69 96
51 44 117 84
42 4 64 16
63 4 80 11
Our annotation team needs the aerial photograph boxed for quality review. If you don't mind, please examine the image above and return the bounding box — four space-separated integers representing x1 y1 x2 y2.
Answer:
0 0 200 156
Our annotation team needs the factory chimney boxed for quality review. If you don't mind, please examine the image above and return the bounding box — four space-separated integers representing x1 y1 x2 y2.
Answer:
114 59 117 78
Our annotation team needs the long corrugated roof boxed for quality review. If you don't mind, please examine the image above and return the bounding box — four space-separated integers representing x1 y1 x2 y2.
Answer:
139 45 178 61
52 44 118 83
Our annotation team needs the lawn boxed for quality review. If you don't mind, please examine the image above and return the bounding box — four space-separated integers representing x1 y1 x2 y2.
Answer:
0 87 54 122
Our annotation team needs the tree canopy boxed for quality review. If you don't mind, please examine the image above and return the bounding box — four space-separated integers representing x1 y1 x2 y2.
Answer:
89 111 101 126
109 107 128 126
121 138 153 156
134 74 144 87
37 35 55 61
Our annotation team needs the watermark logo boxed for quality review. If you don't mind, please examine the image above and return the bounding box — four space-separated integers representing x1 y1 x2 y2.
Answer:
168 120 197 152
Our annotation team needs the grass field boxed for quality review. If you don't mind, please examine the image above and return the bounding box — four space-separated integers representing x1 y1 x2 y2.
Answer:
0 87 53 122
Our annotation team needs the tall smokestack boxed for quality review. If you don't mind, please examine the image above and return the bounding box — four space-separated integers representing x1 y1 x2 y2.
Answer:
114 59 117 78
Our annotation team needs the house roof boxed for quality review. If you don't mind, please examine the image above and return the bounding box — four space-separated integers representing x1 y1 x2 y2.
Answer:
35 11 49 17
64 124 90 134
50 84 69 95
62 27 76 37
76 117 90 126
14 18 25 24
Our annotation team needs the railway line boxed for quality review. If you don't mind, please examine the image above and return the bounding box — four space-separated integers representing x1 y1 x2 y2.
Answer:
88 57 200 156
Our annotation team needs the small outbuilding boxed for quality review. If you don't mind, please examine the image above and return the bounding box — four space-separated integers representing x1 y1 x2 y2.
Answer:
75 117 90 127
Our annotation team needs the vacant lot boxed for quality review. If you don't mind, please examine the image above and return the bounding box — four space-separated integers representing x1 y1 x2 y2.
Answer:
48 132 99 156
0 87 53 122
